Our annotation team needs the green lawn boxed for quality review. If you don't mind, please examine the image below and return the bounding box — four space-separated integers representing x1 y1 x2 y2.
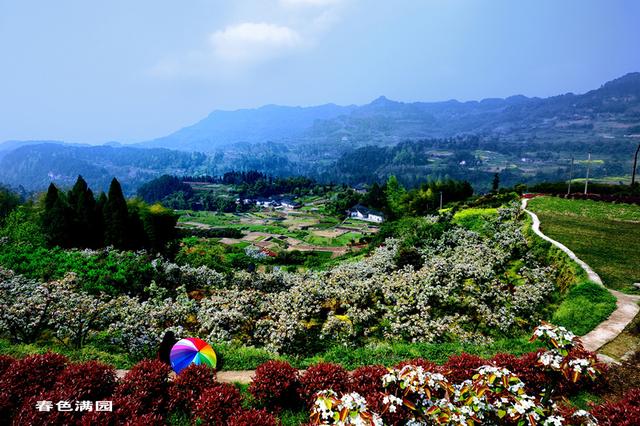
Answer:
528 196 640 292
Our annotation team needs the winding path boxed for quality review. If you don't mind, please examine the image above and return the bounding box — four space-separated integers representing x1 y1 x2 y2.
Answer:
521 198 640 353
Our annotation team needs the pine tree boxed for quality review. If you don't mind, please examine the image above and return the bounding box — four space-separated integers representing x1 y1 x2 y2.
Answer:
68 176 97 247
42 183 71 247
94 192 107 247
104 178 128 248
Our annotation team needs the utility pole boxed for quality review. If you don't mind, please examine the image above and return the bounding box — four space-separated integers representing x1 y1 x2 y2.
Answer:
584 152 591 194
567 156 574 195
632 143 640 186
439 191 443 210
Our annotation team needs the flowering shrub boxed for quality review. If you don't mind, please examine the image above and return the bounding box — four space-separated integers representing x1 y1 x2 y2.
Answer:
531 322 603 402
299 363 350 407
380 364 454 422
310 390 383 425
490 352 548 394
168 364 217 413
192 383 242 424
228 408 281 426
0 268 64 343
249 360 300 410
108 285 195 358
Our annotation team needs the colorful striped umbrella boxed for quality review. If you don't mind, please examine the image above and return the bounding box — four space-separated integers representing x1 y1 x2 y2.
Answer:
170 337 217 374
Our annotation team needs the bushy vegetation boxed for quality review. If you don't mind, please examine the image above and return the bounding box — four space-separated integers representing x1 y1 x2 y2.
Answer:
40 176 177 253
552 282 618 335
0 324 631 425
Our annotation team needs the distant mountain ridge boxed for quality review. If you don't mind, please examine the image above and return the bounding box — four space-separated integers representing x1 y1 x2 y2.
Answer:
136 72 640 152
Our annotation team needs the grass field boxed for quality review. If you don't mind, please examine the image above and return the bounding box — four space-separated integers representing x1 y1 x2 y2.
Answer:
528 196 640 293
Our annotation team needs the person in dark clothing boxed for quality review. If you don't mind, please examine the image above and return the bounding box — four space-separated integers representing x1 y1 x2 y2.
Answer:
157 331 177 366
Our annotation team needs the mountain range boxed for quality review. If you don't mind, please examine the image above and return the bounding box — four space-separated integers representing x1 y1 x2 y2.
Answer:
137 72 640 152
1 72 639 193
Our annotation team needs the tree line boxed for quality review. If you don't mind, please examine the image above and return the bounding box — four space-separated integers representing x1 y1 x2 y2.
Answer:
42 176 177 253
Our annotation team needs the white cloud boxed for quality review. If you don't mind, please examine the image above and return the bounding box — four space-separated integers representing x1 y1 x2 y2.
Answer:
210 22 303 64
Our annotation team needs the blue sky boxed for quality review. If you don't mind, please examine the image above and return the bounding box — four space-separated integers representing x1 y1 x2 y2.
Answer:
1 0 639 143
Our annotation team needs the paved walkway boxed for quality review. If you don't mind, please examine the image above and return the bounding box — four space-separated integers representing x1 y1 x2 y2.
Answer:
521 198 640 353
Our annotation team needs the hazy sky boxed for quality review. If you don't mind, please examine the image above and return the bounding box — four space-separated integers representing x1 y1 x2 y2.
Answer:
1 0 639 143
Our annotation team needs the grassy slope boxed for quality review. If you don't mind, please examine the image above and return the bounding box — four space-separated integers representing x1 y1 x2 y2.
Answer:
528 196 640 293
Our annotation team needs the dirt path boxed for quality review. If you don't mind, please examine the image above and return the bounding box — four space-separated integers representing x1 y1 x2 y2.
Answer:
115 369 256 384
521 198 640 353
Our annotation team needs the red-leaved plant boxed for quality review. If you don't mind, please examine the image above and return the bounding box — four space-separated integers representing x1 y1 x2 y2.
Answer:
228 408 281 426
192 383 243 424
168 364 217 414
249 360 300 411
298 363 350 407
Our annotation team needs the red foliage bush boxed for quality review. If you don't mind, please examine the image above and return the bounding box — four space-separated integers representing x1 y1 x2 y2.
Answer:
168 364 217 413
13 362 116 426
298 363 350 406
0 354 16 374
0 352 68 418
590 388 640 426
442 353 485 383
349 365 387 399
55 360 117 401
114 359 171 418
228 408 281 426
249 360 300 410
192 383 242 424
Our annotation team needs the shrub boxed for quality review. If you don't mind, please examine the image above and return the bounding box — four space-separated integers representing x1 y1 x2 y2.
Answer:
298 363 350 407
0 354 15 374
441 353 485 383
55 360 117 400
394 358 437 371
228 408 281 426
192 383 242 424
114 359 171 418
249 360 300 411
591 388 640 426
490 352 547 394
14 361 119 426
168 364 217 413
0 352 68 418
349 365 387 399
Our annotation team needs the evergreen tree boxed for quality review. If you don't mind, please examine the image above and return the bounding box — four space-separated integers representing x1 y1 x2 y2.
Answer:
125 200 148 250
104 178 129 248
68 176 97 247
492 173 500 192
41 183 71 247
94 192 107 247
